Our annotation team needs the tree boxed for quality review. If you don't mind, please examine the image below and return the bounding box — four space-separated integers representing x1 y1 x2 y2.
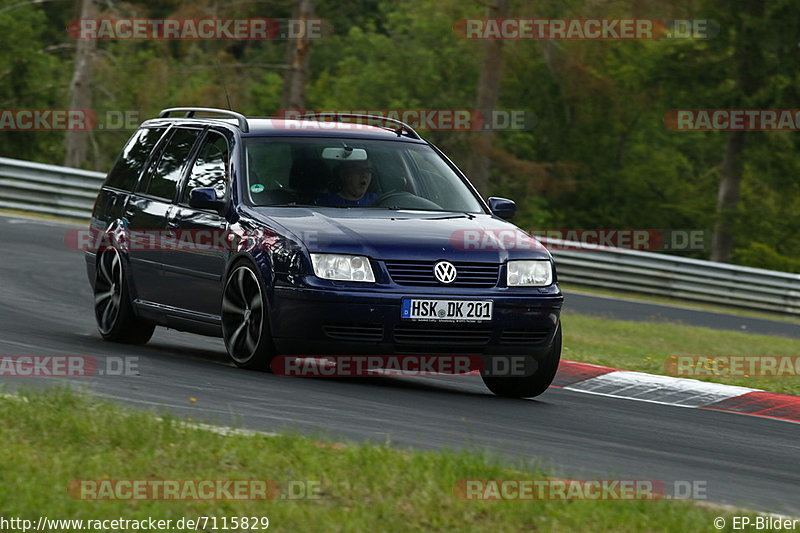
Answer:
281 0 314 111
64 0 97 168
465 0 510 195
710 0 766 262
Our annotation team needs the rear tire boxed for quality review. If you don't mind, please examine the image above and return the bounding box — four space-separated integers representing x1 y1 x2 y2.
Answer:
221 261 276 370
94 247 155 345
481 324 562 398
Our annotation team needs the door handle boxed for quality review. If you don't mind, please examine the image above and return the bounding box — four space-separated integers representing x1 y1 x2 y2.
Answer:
165 208 181 228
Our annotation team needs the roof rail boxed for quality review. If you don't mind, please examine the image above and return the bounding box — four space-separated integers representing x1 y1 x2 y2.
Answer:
158 107 249 133
297 113 422 140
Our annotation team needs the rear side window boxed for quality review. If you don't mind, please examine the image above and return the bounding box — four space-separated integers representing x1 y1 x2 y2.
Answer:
181 131 230 203
139 128 202 200
104 127 167 191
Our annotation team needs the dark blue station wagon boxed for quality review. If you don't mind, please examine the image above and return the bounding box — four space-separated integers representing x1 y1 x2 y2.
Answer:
86 108 563 397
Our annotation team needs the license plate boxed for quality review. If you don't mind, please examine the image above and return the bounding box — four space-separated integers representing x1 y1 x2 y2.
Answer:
401 299 493 322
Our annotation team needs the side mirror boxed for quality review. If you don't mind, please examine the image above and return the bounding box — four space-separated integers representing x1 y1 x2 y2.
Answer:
189 187 226 214
488 197 516 220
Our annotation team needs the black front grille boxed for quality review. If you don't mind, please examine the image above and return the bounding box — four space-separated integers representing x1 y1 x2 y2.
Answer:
384 260 499 288
393 323 493 346
323 323 384 342
500 328 551 345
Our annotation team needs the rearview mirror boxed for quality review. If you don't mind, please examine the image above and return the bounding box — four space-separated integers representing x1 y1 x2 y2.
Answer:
189 187 226 214
322 147 368 161
488 197 516 220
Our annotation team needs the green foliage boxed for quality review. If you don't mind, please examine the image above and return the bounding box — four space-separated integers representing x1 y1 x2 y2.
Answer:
308 0 481 110
0 0 68 160
735 242 800 273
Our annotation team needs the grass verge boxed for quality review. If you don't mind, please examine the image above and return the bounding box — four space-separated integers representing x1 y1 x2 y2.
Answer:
561 311 800 395
0 388 762 532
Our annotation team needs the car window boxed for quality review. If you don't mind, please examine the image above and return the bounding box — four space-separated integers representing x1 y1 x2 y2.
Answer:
139 127 202 200
104 127 167 191
246 140 293 190
406 149 477 211
244 137 485 213
181 131 230 203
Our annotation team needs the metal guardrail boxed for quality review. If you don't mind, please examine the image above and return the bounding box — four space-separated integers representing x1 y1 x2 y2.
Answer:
0 156 798 316
543 238 800 316
0 157 105 219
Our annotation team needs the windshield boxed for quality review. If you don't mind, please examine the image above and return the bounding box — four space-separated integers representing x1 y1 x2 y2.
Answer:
244 137 485 213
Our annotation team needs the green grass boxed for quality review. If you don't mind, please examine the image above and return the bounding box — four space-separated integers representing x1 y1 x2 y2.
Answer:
561 311 800 395
0 389 765 532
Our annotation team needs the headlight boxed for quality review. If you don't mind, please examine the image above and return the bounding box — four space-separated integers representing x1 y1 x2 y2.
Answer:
506 260 553 287
311 254 375 282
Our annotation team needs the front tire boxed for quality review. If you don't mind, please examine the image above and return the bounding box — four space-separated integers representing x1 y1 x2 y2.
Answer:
481 324 562 398
94 247 155 344
221 262 276 370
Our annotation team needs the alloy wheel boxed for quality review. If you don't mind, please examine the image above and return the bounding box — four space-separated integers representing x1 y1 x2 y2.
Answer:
221 265 265 364
95 248 123 335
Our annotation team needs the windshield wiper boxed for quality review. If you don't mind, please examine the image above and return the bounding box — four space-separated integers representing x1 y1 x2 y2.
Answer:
265 203 319 208
426 213 474 219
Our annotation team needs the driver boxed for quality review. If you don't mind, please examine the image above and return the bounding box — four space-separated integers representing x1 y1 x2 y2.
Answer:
315 160 378 206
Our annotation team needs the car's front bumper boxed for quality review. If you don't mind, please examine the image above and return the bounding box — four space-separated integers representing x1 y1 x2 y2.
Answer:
269 285 563 358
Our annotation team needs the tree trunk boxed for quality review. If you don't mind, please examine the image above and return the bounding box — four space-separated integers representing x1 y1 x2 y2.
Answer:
64 0 97 168
281 0 314 112
466 0 510 195
710 131 746 262
709 0 764 262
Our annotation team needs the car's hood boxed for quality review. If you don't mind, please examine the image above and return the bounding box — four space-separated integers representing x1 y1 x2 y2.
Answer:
247 207 551 262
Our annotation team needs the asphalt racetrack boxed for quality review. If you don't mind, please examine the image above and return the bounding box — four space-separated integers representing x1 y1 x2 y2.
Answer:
0 214 797 515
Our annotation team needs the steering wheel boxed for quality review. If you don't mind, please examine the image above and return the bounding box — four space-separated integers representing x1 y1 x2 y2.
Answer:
371 189 410 207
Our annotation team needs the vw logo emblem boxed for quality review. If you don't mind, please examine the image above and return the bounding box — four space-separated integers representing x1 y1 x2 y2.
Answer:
434 261 457 284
